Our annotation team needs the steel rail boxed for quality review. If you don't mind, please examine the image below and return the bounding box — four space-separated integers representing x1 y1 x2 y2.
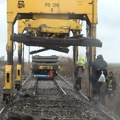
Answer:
96 106 116 120
54 79 67 96
58 74 90 101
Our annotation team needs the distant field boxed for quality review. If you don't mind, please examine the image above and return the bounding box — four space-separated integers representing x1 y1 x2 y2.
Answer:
108 63 120 67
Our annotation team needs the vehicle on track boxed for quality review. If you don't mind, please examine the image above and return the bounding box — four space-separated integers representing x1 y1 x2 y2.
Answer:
31 55 61 80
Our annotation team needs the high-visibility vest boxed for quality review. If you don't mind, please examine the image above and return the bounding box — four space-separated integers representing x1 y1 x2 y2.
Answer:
76 55 85 67
108 79 113 91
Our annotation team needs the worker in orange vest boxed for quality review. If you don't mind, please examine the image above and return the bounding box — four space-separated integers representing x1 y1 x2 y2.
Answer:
49 70 54 79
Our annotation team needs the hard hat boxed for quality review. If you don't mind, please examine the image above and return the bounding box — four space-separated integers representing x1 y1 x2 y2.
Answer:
76 62 85 68
97 54 103 59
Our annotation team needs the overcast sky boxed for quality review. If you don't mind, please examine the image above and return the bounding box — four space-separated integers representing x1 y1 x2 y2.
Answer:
0 0 120 63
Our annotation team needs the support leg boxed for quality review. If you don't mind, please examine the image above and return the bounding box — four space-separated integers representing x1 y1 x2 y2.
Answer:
86 23 97 98
15 43 22 91
3 23 13 102
73 46 78 82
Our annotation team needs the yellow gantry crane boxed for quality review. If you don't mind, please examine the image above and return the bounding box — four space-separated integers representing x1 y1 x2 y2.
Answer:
3 0 101 102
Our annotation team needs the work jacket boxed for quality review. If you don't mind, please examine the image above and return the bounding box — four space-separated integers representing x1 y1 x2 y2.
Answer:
76 55 85 68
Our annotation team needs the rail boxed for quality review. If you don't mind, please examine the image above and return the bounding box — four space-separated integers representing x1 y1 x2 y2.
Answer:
54 79 67 96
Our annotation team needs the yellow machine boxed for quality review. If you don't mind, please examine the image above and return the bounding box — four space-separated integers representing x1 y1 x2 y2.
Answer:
19 19 82 37
3 0 100 101
3 65 12 101
15 64 22 90
24 19 82 35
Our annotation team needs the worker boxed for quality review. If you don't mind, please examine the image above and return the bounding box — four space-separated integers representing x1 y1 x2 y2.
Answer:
90 54 108 101
49 70 54 80
74 55 85 90
76 55 86 69
107 71 117 98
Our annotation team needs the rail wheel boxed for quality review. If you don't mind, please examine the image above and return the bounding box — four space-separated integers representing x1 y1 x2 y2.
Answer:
3 94 10 104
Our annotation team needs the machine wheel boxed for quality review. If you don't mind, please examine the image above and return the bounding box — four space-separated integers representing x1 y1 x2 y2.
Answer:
3 94 10 104
15 84 21 91
74 84 81 91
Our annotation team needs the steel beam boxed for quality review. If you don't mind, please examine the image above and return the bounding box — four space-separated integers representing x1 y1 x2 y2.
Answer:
30 47 69 54
11 34 102 47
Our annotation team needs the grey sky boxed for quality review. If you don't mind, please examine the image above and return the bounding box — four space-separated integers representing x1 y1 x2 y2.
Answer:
0 0 120 63
97 0 120 63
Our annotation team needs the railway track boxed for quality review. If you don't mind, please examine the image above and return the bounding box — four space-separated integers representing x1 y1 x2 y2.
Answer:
0 74 119 120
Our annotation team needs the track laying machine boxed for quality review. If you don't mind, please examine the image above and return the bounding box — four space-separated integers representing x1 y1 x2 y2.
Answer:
3 0 101 102
31 55 61 79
